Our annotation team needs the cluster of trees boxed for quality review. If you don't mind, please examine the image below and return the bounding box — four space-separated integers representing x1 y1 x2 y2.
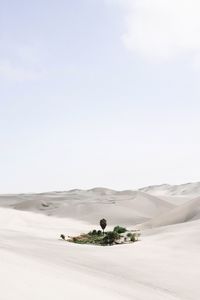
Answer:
99 219 128 245
61 218 140 246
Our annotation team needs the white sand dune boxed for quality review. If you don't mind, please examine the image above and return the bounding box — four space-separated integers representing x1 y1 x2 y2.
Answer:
137 196 200 229
0 207 200 300
0 189 174 226
1 184 200 299
140 181 200 196
155 195 192 205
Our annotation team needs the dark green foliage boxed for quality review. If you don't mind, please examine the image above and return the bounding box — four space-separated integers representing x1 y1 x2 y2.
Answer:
88 229 98 236
67 226 140 246
113 226 127 234
127 232 132 238
100 219 107 233
102 231 120 245
125 232 138 242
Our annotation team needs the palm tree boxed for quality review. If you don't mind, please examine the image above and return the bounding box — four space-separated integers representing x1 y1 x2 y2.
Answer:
100 218 107 234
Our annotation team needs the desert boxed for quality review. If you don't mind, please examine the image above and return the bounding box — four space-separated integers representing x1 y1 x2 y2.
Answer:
2 0 200 299
1 182 200 299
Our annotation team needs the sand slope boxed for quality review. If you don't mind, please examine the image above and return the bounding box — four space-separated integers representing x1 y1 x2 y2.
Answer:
137 196 200 229
140 181 200 196
0 207 200 300
0 190 174 226
1 184 200 299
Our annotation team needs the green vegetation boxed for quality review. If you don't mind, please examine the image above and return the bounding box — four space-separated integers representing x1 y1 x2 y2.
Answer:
127 232 132 238
64 220 141 246
88 229 102 236
102 231 120 245
113 226 127 234
68 230 120 246
88 229 103 236
70 232 104 245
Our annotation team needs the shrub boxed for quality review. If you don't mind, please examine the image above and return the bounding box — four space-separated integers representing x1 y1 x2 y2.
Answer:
127 233 132 238
130 233 137 242
60 234 66 240
97 230 102 236
102 231 120 245
113 226 127 234
88 230 98 236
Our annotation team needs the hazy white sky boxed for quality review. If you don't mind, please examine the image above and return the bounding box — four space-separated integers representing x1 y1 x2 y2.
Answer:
1 0 200 193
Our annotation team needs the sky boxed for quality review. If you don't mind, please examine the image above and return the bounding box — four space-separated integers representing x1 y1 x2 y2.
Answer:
1 0 200 193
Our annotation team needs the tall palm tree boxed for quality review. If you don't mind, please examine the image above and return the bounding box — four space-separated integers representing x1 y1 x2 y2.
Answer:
100 218 107 234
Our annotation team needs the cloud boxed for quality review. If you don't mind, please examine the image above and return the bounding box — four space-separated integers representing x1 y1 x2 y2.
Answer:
112 0 200 61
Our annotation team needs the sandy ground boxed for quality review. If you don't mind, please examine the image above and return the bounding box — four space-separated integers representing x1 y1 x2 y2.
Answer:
1 184 200 299
0 206 200 300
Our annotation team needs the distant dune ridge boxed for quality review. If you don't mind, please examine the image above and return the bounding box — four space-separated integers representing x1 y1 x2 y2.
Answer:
140 181 200 196
0 190 174 225
0 181 200 228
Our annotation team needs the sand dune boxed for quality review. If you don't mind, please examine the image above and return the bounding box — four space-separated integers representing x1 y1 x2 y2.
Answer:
137 196 200 229
1 183 200 299
140 181 200 196
0 207 200 300
0 190 174 226
1 184 199 230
